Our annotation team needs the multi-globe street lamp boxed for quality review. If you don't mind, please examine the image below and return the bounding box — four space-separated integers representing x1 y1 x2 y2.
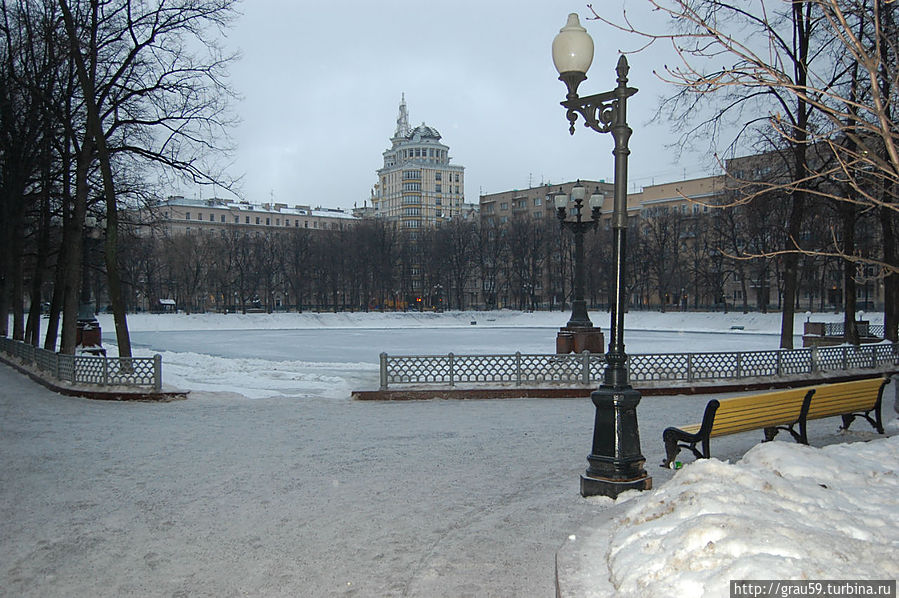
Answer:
552 13 652 498
554 181 605 353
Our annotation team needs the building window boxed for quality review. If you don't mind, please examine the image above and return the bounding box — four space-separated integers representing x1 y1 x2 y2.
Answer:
246 216 250 224
198 212 203 220
436 184 442 193
534 197 542 206
185 212 191 220
209 214 214 222
234 216 239 223
436 172 442 181
220 215 225 222
255 217 260 224
276 218 280 226
500 202 508 211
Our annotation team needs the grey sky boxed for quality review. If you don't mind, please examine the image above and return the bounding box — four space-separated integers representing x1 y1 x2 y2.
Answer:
194 1 717 210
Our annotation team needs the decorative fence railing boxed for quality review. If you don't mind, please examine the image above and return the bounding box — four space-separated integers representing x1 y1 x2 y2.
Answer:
0 336 162 392
822 321 885 338
379 343 899 390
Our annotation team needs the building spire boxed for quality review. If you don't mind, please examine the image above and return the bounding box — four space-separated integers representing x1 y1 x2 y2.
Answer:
394 93 410 138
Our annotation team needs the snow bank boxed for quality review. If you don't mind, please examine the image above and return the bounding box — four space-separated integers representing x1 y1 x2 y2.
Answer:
599 432 899 597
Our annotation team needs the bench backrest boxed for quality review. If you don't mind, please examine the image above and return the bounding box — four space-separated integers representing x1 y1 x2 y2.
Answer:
805 377 887 421
708 386 813 438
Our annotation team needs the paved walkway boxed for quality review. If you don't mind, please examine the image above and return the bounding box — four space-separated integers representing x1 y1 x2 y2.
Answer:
3 364 894 597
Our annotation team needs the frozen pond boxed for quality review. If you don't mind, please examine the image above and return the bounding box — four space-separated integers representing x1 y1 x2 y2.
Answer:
129 326 797 363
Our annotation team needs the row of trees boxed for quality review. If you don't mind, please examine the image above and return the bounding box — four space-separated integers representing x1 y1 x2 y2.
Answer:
1 0 237 354
110 189 880 326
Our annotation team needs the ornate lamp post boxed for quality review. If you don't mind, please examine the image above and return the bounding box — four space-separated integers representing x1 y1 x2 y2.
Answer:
553 13 651 498
76 216 106 356
554 181 605 353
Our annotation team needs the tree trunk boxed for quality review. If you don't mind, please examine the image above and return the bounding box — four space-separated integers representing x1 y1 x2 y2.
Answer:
60 0 132 358
842 203 860 345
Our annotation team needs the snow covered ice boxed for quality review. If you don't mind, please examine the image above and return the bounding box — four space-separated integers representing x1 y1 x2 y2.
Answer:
2 310 897 596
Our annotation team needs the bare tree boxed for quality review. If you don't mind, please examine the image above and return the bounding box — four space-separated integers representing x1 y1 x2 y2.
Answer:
592 0 899 345
57 0 238 354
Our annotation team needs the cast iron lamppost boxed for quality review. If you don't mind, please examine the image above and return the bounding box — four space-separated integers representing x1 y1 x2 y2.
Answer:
76 216 106 356
555 181 603 327
553 13 652 498
554 182 605 353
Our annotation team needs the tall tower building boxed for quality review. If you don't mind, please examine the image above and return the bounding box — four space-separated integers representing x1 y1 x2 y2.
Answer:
372 95 465 229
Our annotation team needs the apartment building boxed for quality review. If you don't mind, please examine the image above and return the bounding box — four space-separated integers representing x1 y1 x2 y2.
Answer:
371 95 465 229
479 180 616 227
141 196 357 236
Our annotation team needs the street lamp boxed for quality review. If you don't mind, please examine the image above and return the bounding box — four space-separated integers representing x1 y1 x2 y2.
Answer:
555 181 604 326
76 216 106 356
553 13 652 498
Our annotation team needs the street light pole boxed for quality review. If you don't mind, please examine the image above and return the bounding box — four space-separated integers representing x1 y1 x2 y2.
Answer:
553 13 651 498
555 181 602 328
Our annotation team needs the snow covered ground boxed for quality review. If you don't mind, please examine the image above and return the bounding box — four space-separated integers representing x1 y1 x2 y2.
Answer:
2 310 897 596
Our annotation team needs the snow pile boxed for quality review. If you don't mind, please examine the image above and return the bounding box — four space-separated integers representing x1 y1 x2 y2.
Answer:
151 349 376 399
602 434 899 597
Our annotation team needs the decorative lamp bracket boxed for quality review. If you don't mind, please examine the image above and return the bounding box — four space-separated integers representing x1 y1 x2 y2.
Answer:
561 87 636 136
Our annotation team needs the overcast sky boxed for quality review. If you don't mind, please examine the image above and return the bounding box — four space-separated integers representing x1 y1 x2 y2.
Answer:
188 1 721 210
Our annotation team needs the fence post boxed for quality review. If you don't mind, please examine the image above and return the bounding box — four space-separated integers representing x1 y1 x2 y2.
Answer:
379 353 388 390
870 345 877 369
515 352 522 386
810 345 818 373
154 354 162 392
579 351 588 385
55 351 61 381
736 352 742 378
776 351 783 376
842 346 848 370
686 353 693 382
448 352 455 387
103 356 109 386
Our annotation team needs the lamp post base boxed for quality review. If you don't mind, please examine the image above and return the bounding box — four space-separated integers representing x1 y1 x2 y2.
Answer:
556 327 605 354
580 472 652 498
580 385 652 498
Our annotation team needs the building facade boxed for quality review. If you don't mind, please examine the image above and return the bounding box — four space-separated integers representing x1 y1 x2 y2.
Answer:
371 95 465 229
140 196 357 236
479 180 616 227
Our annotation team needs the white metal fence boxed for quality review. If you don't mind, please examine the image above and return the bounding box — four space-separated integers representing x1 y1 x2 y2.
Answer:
0 336 162 392
379 343 899 389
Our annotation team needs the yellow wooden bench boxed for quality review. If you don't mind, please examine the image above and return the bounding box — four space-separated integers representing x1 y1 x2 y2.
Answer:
661 377 890 468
